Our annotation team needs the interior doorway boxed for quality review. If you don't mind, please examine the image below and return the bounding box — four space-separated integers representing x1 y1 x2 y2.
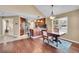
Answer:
2 18 14 36
20 17 26 36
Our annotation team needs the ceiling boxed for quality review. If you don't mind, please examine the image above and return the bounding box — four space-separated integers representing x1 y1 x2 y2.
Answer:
0 5 79 19
35 5 79 17
0 5 43 19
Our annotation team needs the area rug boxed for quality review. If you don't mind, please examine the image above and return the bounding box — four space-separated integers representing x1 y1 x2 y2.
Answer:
40 38 72 52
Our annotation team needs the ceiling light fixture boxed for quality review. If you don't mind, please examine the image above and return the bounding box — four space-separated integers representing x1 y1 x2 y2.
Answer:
49 5 55 20
49 16 55 19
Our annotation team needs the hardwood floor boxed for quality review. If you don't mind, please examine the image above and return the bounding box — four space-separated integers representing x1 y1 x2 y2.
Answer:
0 38 79 53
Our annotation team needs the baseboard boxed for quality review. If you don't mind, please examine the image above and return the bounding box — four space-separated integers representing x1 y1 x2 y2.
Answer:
0 35 28 44
61 37 79 44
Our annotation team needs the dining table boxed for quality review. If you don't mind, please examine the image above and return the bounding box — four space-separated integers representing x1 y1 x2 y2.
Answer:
48 31 65 46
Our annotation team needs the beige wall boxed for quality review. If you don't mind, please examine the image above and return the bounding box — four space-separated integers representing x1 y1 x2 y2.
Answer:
0 17 2 36
46 18 52 32
55 10 79 42
13 16 20 36
0 5 43 16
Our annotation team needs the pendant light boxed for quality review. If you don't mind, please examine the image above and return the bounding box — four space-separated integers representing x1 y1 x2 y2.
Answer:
49 5 55 19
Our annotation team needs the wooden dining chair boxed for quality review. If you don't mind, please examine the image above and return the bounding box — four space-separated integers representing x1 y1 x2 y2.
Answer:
41 30 50 43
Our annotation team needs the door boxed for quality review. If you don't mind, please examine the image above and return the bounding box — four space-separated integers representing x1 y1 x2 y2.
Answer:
2 18 14 35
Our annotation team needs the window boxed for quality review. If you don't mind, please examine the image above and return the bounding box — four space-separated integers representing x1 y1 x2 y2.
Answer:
52 17 68 34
